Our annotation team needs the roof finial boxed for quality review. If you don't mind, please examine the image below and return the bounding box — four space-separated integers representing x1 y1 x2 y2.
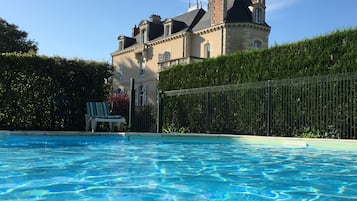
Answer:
189 0 191 8
196 0 199 8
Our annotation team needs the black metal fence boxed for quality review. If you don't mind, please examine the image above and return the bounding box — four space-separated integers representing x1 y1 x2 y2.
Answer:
159 73 357 139
126 78 157 132
133 90 157 132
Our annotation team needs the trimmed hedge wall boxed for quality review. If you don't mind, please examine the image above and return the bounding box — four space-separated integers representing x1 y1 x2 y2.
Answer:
158 29 357 91
0 53 112 130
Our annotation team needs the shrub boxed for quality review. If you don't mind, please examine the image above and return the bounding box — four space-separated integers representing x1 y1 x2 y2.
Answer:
0 53 112 130
108 94 129 120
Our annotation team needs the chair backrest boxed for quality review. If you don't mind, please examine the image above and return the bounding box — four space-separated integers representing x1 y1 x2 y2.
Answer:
86 102 110 117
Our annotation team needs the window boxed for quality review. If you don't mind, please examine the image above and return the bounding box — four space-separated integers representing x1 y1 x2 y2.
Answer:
139 58 146 75
119 64 123 80
141 29 147 43
254 8 262 24
158 51 171 62
165 24 171 36
204 43 211 58
116 62 124 80
119 40 124 51
253 40 262 49
135 85 147 106
164 51 170 61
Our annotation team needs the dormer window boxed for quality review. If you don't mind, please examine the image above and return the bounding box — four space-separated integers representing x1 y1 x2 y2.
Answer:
118 36 136 51
165 24 171 36
141 29 147 43
163 19 173 37
119 41 124 51
253 8 262 24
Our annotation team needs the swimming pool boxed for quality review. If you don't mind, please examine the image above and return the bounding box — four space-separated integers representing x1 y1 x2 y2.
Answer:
0 132 357 200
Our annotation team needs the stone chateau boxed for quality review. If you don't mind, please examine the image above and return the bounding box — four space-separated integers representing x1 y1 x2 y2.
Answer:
111 0 270 106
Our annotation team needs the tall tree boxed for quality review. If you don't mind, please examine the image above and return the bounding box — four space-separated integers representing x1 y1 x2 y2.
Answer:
0 18 38 53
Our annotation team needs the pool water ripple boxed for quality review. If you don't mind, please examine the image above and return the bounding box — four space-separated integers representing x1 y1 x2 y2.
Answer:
1 135 357 200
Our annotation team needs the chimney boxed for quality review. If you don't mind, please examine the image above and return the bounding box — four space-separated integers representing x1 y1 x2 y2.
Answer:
132 25 139 37
149 14 161 24
188 0 199 11
211 0 227 25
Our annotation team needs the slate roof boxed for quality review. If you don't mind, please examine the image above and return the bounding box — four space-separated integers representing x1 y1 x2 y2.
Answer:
148 22 164 40
172 8 206 31
123 36 136 49
191 7 212 32
193 0 270 31
170 20 187 34
116 0 270 51
225 0 253 23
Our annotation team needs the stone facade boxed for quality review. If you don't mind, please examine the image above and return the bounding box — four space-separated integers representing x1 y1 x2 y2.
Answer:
111 0 270 106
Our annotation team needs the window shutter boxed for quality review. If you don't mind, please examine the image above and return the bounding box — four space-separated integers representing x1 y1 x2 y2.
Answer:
158 53 164 62
118 63 123 80
119 65 123 74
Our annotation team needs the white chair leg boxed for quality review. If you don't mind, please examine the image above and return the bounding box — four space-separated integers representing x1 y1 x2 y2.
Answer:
109 122 113 132
117 122 121 131
91 120 97 132
85 115 91 131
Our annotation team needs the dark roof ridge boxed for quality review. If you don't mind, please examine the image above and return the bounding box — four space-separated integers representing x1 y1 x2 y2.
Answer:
172 8 206 30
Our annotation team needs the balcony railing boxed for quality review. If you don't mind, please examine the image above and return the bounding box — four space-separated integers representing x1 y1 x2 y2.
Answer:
158 56 204 71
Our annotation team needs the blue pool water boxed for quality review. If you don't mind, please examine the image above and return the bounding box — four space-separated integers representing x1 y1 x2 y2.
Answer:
0 133 357 201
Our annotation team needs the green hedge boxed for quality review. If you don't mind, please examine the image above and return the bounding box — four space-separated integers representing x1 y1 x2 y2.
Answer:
0 53 112 130
159 29 357 91
158 29 357 137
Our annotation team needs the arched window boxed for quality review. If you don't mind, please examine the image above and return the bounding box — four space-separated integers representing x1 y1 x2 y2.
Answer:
164 51 171 61
253 40 262 49
204 43 211 58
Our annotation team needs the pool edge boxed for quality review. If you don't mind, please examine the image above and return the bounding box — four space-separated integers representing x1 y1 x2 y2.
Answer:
1 130 356 151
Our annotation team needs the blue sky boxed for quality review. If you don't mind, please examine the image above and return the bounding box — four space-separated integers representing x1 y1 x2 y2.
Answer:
1 0 357 62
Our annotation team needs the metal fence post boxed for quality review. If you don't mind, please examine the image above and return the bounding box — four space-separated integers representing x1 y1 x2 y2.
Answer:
129 78 135 132
267 80 272 136
206 92 212 133
157 91 163 133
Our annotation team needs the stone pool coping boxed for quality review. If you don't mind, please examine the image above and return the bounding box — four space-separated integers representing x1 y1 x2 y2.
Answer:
1 130 357 151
